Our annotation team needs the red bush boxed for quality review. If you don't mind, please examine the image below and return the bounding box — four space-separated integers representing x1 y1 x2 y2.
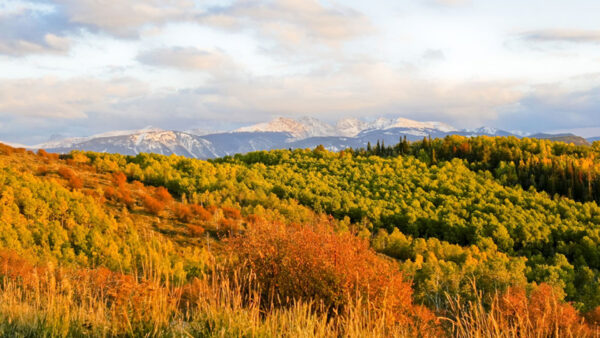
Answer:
36 165 49 176
154 187 172 203
191 204 212 221
222 206 241 220
58 167 83 189
112 172 127 187
498 283 590 335
174 204 193 222
226 221 438 330
187 225 205 237
143 195 164 215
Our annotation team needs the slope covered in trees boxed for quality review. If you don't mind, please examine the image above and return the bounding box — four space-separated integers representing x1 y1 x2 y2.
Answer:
2 140 600 336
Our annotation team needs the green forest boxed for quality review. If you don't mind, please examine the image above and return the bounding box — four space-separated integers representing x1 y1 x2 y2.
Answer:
2 137 600 336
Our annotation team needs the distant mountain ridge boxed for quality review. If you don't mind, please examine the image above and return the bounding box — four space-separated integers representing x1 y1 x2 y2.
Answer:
8 116 598 159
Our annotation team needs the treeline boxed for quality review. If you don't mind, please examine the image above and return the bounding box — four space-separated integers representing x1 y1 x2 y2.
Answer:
361 135 600 203
3 142 600 335
73 145 600 311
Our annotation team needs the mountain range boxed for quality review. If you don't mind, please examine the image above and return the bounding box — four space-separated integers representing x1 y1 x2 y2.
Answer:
7 117 599 159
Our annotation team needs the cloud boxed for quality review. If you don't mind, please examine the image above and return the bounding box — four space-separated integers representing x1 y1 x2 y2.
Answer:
201 0 373 48
0 77 147 119
0 3 72 55
496 78 600 133
54 0 196 38
520 29 600 44
428 0 471 7
137 47 234 71
0 33 70 56
422 49 445 61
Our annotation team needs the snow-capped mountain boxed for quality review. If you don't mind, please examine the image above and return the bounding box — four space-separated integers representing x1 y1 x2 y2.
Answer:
33 126 164 150
335 118 368 137
234 117 336 139
12 116 529 159
363 117 457 133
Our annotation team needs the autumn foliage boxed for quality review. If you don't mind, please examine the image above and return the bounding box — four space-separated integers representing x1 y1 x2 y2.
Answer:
57 166 83 189
227 221 439 332
143 195 165 215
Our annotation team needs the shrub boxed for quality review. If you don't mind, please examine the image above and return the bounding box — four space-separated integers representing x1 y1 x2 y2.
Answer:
187 225 205 237
36 165 49 176
191 204 212 222
143 195 164 215
174 204 193 222
112 172 127 187
226 221 439 331
58 167 83 189
222 206 241 220
154 187 172 203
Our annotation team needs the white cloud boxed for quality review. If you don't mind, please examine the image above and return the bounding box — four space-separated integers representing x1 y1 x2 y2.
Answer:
201 0 373 47
0 77 147 118
55 0 196 38
520 29 600 44
0 34 70 56
137 47 234 71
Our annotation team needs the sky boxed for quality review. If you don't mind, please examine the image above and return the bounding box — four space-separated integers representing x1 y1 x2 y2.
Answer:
1 0 600 144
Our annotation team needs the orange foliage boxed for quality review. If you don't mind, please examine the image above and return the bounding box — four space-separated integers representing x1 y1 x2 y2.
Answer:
218 218 239 233
496 284 591 336
58 166 83 189
154 187 172 203
191 204 212 221
0 250 172 332
112 171 127 187
143 195 165 215
0 250 36 282
118 185 134 207
586 306 600 326
36 165 49 176
227 221 439 331
187 225 205 237
132 180 145 190
104 186 119 201
174 204 193 222
222 206 241 220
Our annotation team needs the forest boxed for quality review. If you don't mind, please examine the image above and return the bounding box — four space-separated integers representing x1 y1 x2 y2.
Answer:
1 136 600 336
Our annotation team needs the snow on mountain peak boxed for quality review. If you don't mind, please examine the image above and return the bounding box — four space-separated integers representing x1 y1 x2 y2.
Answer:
336 118 368 137
234 117 337 138
235 116 458 139
235 117 308 137
387 117 456 132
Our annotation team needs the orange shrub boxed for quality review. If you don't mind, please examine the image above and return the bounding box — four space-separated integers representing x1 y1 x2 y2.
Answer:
143 195 164 215
174 204 193 222
222 206 241 220
226 221 439 331
58 167 75 180
69 175 84 189
118 186 134 207
191 204 212 221
218 218 239 233
154 187 172 203
187 225 205 237
495 283 591 336
0 143 14 155
132 180 145 189
0 250 36 282
36 165 49 176
104 186 118 200
37 149 49 157
112 172 127 187
58 167 83 189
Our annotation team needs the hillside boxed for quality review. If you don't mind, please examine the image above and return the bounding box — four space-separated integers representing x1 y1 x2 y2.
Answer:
2 138 600 336
530 133 591 146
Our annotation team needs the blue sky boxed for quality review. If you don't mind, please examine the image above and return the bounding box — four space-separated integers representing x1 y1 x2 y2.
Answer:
1 0 600 144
